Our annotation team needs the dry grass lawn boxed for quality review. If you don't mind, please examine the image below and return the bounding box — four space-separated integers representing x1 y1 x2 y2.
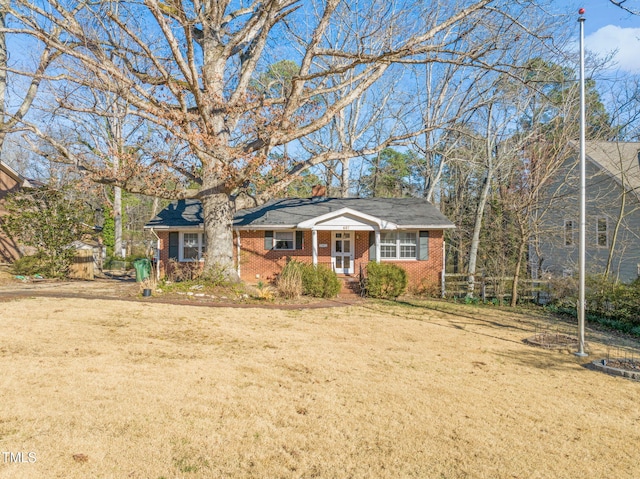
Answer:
0 297 639 478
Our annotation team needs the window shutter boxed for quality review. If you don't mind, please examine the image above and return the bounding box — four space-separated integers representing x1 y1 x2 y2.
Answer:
369 231 376 261
295 231 304 250
168 232 179 260
418 231 429 261
264 230 274 250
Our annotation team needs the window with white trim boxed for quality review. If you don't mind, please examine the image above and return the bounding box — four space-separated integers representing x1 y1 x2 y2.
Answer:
180 232 206 261
380 231 417 259
596 217 608 247
564 219 574 246
274 231 294 250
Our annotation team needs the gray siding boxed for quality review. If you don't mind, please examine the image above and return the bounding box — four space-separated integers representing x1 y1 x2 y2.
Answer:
535 156 640 283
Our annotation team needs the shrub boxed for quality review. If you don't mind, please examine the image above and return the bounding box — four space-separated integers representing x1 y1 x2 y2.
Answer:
300 264 341 298
585 274 640 327
1 186 92 278
365 262 407 299
253 281 276 301
547 274 578 308
11 254 46 277
549 274 640 330
277 260 304 299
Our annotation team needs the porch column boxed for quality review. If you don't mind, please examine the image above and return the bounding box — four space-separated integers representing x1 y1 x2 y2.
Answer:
375 230 381 263
312 229 318 266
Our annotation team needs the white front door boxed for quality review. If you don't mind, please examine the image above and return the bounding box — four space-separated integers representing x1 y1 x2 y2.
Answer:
332 231 354 274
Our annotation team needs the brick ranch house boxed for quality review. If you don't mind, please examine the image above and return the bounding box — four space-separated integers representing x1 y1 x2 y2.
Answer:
145 196 455 292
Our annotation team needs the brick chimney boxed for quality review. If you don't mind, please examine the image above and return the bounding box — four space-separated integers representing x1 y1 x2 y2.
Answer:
311 185 326 198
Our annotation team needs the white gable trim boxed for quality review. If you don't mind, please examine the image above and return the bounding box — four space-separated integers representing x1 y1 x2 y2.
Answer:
296 207 397 231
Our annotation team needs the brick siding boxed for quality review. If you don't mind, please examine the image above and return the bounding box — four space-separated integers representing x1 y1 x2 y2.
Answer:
155 229 444 292
235 229 444 291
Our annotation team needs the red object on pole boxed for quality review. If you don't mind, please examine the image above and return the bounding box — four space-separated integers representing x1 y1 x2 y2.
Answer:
579 8 585 14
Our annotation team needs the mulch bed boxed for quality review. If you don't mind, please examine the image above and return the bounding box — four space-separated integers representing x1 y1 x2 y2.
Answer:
524 332 580 351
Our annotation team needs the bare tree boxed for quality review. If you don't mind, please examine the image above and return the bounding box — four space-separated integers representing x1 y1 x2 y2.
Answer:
0 0 57 162
609 0 640 15
10 0 553 278
301 74 418 197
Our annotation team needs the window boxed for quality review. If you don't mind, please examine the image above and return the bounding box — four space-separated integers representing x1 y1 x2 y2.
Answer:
274 231 294 250
180 232 206 261
183 233 199 259
564 220 574 246
596 217 608 247
265 231 303 250
399 232 417 258
380 232 398 258
380 232 417 259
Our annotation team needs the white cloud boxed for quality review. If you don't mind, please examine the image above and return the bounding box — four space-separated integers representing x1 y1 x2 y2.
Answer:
586 25 640 74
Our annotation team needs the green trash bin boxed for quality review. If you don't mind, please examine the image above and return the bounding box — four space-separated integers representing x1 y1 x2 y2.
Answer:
133 258 151 282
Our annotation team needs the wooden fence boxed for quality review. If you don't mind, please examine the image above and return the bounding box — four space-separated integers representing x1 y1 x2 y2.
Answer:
444 273 550 304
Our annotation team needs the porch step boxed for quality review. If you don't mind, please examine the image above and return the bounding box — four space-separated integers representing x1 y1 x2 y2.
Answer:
338 277 362 298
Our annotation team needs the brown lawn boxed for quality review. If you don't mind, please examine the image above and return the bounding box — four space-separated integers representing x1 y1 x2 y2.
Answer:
0 296 639 479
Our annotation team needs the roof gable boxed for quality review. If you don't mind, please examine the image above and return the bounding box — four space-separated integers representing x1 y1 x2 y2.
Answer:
297 207 396 230
584 141 640 195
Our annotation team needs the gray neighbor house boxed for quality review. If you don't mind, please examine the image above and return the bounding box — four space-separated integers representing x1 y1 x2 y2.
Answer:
533 141 640 283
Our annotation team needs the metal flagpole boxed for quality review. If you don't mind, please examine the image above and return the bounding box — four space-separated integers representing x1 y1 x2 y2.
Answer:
576 8 588 357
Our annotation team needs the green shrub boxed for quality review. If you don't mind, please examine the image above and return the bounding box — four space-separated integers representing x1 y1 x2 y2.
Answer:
1 186 91 278
550 274 640 332
585 274 640 327
11 254 46 277
300 263 341 298
365 262 407 299
102 216 115 257
278 260 304 299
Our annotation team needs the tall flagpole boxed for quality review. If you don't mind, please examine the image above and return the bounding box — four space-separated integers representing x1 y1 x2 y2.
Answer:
576 8 588 357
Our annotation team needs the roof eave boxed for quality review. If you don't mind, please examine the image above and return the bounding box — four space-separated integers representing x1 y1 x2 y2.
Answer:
144 224 204 230
234 224 297 230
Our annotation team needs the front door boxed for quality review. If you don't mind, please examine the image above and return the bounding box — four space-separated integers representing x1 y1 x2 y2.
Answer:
332 231 354 274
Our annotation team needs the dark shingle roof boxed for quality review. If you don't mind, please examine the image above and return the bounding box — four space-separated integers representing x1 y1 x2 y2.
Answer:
145 199 204 228
146 197 455 229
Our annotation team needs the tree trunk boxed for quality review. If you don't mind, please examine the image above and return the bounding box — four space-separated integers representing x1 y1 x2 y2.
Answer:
340 158 350 197
371 151 381 197
510 226 528 307
151 196 160 217
201 191 239 281
114 186 123 257
467 173 491 296
468 104 494 296
0 0 6 127
424 148 446 204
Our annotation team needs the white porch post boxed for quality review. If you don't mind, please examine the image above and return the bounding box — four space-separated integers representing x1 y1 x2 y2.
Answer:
312 229 318 266
375 230 381 263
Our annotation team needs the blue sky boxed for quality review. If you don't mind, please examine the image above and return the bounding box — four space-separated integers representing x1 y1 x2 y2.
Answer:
561 0 640 73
